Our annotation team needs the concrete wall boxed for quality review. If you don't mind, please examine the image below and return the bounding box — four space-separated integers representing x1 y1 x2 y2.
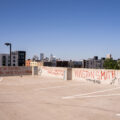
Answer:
37 67 120 84
0 66 32 76
38 66 67 79
32 66 38 76
72 68 120 84
0 66 120 85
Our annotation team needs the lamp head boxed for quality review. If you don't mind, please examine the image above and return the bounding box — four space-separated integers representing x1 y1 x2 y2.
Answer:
5 43 11 46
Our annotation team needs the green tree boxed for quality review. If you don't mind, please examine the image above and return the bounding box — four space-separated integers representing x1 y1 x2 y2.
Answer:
117 60 120 69
103 59 119 69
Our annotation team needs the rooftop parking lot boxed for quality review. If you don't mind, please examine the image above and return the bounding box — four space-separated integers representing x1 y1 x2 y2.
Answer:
0 76 120 120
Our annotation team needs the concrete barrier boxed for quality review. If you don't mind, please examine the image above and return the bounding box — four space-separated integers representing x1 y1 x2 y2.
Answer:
0 66 32 76
72 68 120 84
0 66 120 85
38 66 67 80
67 68 72 80
32 66 38 76
38 67 120 84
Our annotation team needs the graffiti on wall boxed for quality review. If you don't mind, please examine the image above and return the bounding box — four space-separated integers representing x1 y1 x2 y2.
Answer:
74 69 118 81
73 69 120 84
41 67 65 77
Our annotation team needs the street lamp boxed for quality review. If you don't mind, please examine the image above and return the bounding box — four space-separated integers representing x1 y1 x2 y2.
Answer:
5 43 12 66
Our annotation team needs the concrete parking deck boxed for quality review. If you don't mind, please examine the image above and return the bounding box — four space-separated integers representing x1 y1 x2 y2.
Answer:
0 76 120 120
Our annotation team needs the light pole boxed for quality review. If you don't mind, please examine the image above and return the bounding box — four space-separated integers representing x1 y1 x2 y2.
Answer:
5 43 12 66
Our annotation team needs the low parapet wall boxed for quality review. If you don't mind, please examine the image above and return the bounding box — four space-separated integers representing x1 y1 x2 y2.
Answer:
38 66 67 79
0 66 32 76
72 68 120 84
0 66 120 85
37 67 120 84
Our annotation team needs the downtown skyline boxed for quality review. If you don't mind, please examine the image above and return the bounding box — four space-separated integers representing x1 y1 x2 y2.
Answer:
0 0 120 60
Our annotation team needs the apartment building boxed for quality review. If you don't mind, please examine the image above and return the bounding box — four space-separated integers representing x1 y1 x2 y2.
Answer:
0 54 10 66
82 56 105 69
0 51 26 66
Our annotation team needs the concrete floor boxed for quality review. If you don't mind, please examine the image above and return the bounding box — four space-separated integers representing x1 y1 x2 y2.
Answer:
0 76 120 120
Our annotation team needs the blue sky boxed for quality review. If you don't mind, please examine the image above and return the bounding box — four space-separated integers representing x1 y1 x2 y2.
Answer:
0 0 120 60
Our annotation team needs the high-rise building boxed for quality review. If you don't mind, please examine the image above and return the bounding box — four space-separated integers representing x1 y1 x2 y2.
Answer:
50 54 53 61
50 54 56 66
40 53 44 61
44 57 49 62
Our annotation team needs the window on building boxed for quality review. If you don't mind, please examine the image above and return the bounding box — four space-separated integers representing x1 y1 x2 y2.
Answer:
13 56 16 59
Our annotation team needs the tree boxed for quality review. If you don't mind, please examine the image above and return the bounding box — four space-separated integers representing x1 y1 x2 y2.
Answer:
103 59 119 69
117 60 120 69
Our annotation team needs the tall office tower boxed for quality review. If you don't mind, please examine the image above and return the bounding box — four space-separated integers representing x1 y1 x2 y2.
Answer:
40 53 44 61
50 54 53 61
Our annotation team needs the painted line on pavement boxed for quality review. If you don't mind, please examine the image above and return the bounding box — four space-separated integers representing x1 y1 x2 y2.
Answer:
116 114 120 117
62 87 120 99
63 94 120 99
34 84 84 91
